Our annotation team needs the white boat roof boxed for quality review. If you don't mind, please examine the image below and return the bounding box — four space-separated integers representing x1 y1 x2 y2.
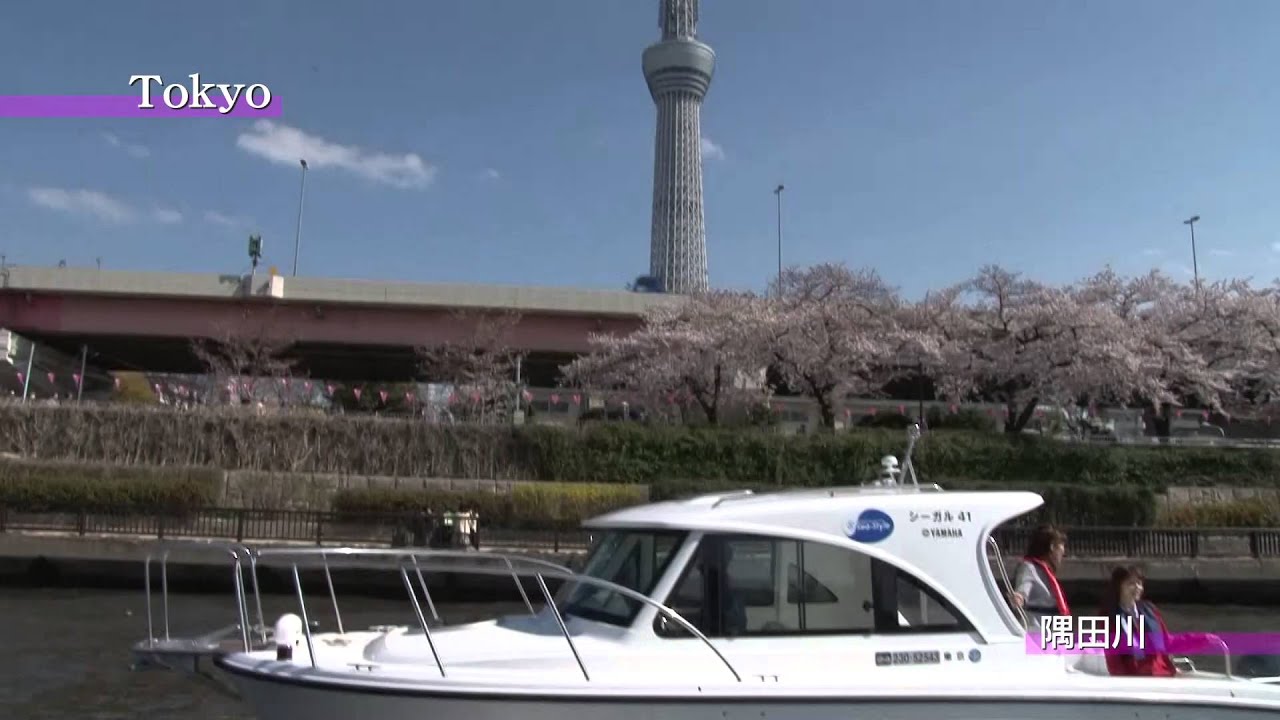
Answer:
586 485 1043 533
585 484 1045 640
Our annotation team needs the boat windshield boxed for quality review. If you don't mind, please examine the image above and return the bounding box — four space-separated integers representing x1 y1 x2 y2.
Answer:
560 529 687 627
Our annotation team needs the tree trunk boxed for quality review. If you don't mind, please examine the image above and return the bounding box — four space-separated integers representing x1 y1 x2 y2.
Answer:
1004 397 1039 433
815 395 836 429
693 391 719 425
1151 403 1172 439
801 374 837 430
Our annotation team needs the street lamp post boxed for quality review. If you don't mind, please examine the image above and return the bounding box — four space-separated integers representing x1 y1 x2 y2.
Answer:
1183 215 1200 292
292 159 308 277
774 183 784 296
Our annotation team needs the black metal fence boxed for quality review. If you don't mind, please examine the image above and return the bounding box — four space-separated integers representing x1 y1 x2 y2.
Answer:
991 526 1280 559
0 507 595 551
0 506 1277 558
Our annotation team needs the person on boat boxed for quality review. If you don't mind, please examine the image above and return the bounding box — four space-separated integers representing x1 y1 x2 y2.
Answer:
715 543 748 636
1010 524 1070 631
1099 565 1176 677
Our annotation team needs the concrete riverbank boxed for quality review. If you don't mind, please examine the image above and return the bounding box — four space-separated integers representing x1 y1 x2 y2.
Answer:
2 531 1279 605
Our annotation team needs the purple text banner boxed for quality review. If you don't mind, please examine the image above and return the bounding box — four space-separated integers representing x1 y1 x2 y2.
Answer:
0 95 281 118
1026 632 1280 656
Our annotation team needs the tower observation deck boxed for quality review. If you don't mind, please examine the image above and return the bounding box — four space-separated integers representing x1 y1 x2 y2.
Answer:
643 0 715 294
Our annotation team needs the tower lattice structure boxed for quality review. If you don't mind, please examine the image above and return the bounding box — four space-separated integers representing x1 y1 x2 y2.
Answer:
643 0 715 294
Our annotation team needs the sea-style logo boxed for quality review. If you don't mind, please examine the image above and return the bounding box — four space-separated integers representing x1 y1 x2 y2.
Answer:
846 509 894 543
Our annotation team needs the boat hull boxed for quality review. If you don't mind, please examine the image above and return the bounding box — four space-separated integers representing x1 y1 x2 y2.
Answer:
217 661 1280 720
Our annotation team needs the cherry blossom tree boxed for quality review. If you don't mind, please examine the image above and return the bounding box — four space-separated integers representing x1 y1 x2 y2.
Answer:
926 264 1168 434
190 318 299 405
766 263 928 429
561 290 777 425
1220 282 1280 417
415 310 521 422
1076 267 1256 434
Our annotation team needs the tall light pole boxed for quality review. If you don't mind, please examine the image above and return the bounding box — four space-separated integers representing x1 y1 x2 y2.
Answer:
292 158 308 277
1183 214 1200 292
774 183 784 296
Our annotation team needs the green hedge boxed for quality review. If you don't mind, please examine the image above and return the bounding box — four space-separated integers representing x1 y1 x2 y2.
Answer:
331 482 650 530
1158 499 1280 527
3 404 1280 488
941 479 1158 527
0 459 222 513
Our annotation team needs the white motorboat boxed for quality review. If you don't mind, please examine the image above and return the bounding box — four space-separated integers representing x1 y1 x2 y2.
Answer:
131 425 1280 719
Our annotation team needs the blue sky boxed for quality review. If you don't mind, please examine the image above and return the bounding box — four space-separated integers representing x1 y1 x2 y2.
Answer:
1 0 1278 299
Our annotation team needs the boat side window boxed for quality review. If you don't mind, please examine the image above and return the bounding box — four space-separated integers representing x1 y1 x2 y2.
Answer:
656 533 972 638
561 530 686 628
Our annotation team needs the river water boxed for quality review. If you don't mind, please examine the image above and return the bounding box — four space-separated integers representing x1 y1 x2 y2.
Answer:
1 587 1277 719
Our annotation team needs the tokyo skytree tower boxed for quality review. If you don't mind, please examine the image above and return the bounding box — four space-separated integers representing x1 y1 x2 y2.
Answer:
643 0 715 294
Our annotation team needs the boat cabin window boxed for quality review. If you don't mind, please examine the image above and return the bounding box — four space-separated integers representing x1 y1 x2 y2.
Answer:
560 530 686 627
656 533 972 638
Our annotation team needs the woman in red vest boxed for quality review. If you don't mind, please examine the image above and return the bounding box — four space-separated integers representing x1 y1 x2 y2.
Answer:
1011 524 1071 631
1100 565 1176 677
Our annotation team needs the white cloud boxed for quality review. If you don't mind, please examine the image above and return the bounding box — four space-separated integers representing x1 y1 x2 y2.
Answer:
27 186 180 225
481 168 501 181
235 120 437 190
1208 248 1234 258
28 187 134 223
1140 248 1162 257
1272 241 1280 253
701 136 725 161
205 210 252 228
102 132 150 158
151 208 183 224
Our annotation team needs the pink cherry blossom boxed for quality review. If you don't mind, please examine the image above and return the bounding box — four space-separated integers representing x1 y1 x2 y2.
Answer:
562 290 777 424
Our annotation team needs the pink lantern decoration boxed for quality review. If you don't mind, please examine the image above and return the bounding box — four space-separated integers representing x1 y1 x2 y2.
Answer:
571 394 581 405
378 390 388 403
550 394 560 404
522 390 533 402
949 404 958 414
304 381 313 392
326 384 335 395
73 373 82 387
47 372 56 383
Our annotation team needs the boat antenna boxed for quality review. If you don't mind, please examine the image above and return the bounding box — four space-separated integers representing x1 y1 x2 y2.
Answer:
901 423 922 487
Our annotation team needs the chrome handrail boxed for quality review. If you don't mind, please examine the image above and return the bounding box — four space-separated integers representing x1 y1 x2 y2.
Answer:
986 535 1028 631
253 546 742 683
137 544 743 684
142 541 264 650
253 546 575 573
